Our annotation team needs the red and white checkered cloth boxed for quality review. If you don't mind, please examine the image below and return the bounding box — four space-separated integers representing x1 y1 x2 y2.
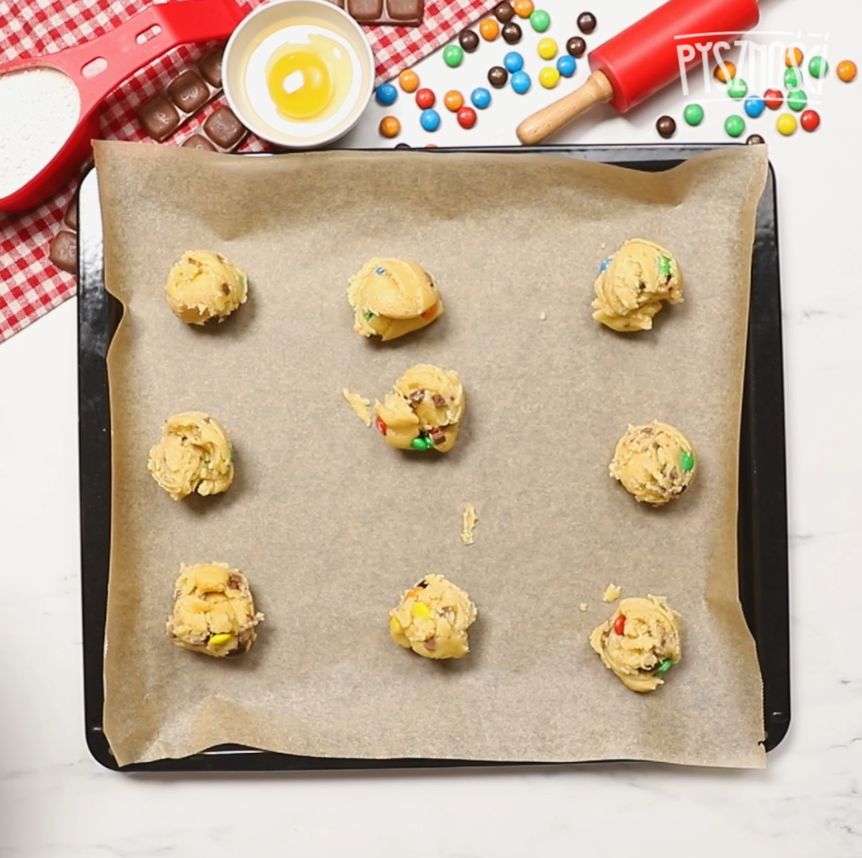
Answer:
0 0 496 342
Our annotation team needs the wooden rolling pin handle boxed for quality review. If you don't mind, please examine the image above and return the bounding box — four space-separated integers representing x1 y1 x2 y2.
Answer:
516 70 615 145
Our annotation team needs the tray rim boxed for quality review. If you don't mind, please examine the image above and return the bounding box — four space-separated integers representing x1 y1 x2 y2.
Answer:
77 143 790 772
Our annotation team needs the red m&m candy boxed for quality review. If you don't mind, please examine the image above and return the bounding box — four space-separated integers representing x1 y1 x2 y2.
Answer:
613 614 626 635
800 109 821 132
415 88 436 109
456 106 477 128
763 88 783 110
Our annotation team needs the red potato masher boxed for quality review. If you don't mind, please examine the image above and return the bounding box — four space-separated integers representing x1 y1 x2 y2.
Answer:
0 0 247 213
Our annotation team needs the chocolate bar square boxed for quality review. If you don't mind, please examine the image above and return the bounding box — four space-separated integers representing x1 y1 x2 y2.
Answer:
203 107 246 149
49 230 77 275
198 47 224 88
181 134 217 151
137 95 180 142
386 0 424 21
168 70 210 113
329 0 424 25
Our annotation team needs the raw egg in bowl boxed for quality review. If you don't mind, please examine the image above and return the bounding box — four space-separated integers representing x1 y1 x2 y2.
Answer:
223 0 374 148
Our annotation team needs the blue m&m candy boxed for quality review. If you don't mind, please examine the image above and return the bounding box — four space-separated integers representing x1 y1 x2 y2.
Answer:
511 70 531 94
375 83 398 106
556 54 576 78
743 95 766 118
470 87 492 109
420 108 441 132
599 256 613 272
504 51 524 72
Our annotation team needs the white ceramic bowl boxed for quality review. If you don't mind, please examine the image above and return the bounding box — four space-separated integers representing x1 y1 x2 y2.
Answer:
223 0 374 148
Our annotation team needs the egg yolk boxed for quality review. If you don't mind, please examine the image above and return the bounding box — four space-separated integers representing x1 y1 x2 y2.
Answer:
266 49 333 119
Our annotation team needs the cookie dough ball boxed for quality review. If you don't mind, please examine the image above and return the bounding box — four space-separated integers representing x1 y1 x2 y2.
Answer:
348 257 443 342
165 250 248 325
389 574 478 659
166 563 263 657
374 364 465 453
148 411 234 501
610 420 695 506
590 595 681 692
591 239 682 332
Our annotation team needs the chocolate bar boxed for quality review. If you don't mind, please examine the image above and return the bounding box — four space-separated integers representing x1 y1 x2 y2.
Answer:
328 0 424 26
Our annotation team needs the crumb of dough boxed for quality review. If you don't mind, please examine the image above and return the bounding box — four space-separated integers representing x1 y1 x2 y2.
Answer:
342 388 372 427
461 504 478 545
538 311 547 321
602 583 622 602
579 602 589 612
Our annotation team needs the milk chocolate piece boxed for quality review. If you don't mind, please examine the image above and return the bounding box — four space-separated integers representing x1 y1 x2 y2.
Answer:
198 47 224 88
138 95 181 141
168 70 209 113
203 107 246 149
63 196 77 230
330 0 424 25
181 134 217 151
49 230 77 275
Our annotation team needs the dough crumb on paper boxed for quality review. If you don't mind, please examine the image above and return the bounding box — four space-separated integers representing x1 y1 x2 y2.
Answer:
538 311 547 321
602 583 621 603
579 602 589 612
342 388 372 427
460 504 478 545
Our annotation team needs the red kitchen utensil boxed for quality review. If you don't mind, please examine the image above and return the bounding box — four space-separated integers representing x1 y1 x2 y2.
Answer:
517 0 760 144
0 0 247 213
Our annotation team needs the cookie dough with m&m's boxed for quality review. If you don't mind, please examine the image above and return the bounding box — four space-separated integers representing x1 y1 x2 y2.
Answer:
374 363 465 453
347 257 443 341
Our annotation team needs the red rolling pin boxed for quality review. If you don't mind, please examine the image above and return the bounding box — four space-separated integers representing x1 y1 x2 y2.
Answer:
516 0 760 144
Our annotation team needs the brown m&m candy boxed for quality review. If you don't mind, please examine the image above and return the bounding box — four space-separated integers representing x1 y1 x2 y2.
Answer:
488 66 508 88
459 29 479 52
577 11 597 34
656 115 676 138
501 22 522 44
746 133 765 145
493 1 514 22
566 36 586 57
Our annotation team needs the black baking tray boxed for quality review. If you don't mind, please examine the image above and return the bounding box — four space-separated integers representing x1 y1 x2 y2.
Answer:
78 144 789 771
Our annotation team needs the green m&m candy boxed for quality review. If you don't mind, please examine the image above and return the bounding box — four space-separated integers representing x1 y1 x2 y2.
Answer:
724 115 746 138
784 66 803 89
411 436 433 450
727 78 748 99
443 44 464 67
683 103 704 126
809 56 829 78
680 450 695 472
787 89 808 111
530 9 551 32
655 658 673 676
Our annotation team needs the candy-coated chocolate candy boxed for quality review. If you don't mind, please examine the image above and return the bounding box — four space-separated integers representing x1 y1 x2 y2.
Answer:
504 50 524 72
556 55 576 78
613 614 626 636
415 88 435 109
656 115 676 138
539 66 560 89
444 89 464 112
471 86 492 108
763 88 783 110
714 60 736 83
420 108 441 132
808 56 828 79
443 44 464 67
375 83 398 106
378 115 401 138
537 37 557 60
488 65 508 88
800 108 820 132
784 66 802 90
837 59 858 83
683 103 704 125
655 658 673 676
530 9 551 32
479 17 500 40
494 1 514 22
512 0 533 18
727 78 747 99
787 89 807 111
785 46 803 68
577 11 596 34
511 70 531 94
399 69 420 92
459 29 480 52
394 143 411 149
679 450 694 472
375 416 388 435
502 21 522 44
745 134 765 145
743 95 765 118
724 115 745 138
411 436 433 450
776 113 797 136
599 256 612 272
457 106 477 129
566 36 586 57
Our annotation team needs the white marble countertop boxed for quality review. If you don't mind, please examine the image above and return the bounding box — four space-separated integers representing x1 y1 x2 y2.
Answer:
2 0 861 854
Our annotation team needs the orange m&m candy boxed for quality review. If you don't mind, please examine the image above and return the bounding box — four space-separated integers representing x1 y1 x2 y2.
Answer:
398 69 420 92
837 59 858 82
714 60 736 83
785 46 803 67
479 17 500 40
378 116 401 139
512 0 533 17
444 89 464 112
